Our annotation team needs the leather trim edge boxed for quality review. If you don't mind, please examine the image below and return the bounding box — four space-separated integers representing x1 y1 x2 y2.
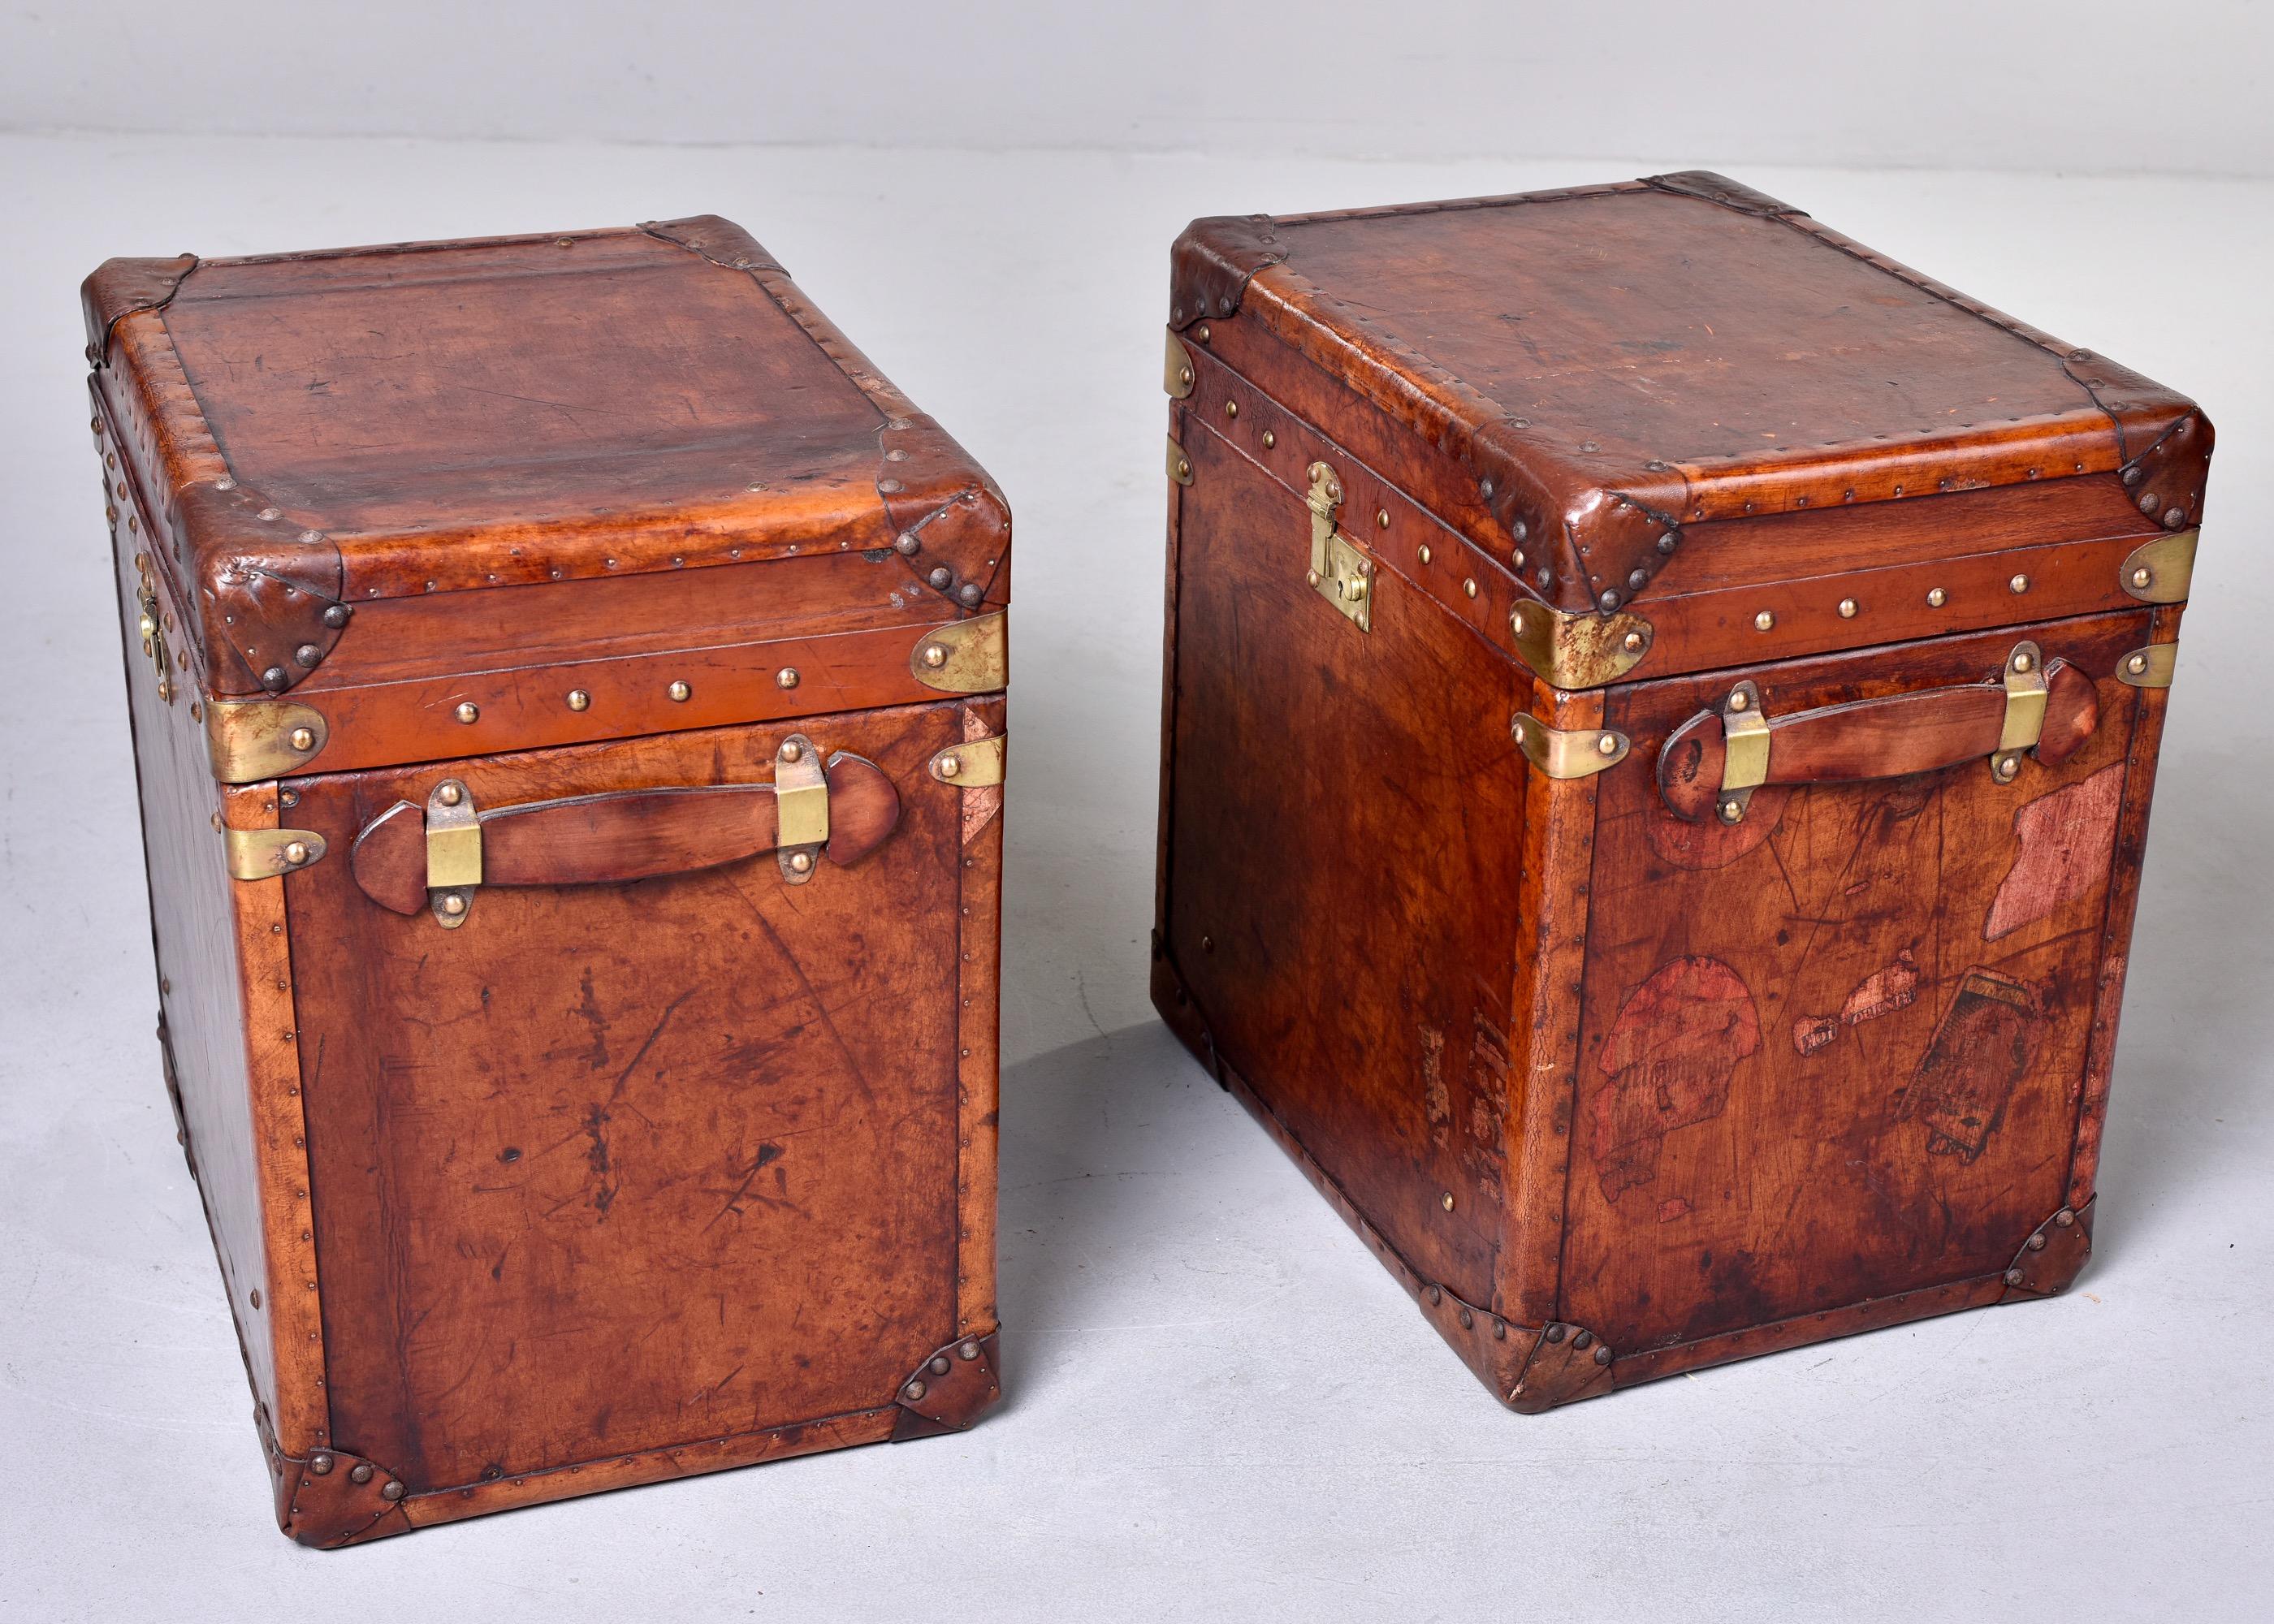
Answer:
81 253 197 365
1169 214 1289 330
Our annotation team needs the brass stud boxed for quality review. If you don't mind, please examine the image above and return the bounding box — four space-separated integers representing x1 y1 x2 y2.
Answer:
454 702 479 723
1727 689 1750 712
1418 544 1433 565
437 783 463 806
2012 652 2035 674
1596 733 1618 756
288 726 316 751
1177 366 1192 390
1838 598 1858 618
1463 578 1478 598
1753 609 1775 632
923 643 949 668
1195 324 1210 343
2009 573 2030 594
776 667 800 689
1719 799 1744 823
1926 587 1948 607
1993 753 2021 781
1174 457 1191 482
1260 430 1275 449
1441 1191 1455 1212
440 893 467 917
1621 629 1645 654
1306 569 1321 588
939 754 962 778
1377 508 1390 529
1224 400 1239 419
1512 548 1527 569
2130 566 2153 590
566 689 590 711
780 741 803 762
789 851 814 874
283 841 309 866
667 680 691 702
2125 654 2149 676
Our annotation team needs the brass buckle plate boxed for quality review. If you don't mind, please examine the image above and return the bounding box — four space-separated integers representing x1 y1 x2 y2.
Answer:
1993 641 2048 781
774 735 828 884
426 779 480 928
1718 680 1770 823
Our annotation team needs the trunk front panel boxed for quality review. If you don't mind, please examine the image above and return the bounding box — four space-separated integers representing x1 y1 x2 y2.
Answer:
1561 612 2150 1354
284 700 971 1490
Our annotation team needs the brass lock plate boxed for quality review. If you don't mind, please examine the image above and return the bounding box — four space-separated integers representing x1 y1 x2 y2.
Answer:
1305 461 1373 632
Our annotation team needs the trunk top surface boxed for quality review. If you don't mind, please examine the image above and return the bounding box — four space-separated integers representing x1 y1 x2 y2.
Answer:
1170 172 2210 646
84 218 1009 706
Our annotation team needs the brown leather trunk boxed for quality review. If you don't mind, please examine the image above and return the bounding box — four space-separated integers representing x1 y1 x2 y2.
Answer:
1151 173 2206 1410
87 218 1008 1544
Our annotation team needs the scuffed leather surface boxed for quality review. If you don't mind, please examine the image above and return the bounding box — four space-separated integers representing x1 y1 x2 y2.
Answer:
177 482 348 692
638 214 788 274
81 253 197 363
1642 170 1805 218
1169 214 1288 330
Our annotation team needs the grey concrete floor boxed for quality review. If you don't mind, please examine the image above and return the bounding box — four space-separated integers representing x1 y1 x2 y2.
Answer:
2 136 2268 1622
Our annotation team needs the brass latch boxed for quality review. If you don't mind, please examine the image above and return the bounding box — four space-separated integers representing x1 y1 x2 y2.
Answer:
132 553 175 704
1991 642 2047 783
1305 461 1373 632
773 734 828 885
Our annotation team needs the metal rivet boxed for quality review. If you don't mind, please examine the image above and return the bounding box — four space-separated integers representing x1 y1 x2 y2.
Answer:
287 726 315 752
1441 1191 1455 1212
1926 587 1948 607
2125 654 2147 675
1425 1285 1442 1305
2055 1209 2076 1228
1753 610 1775 632
1512 548 1526 569
668 680 691 702
1306 569 1321 588
2027 1233 2047 1250
1994 754 2021 781
1839 598 1858 618
1727 689 1750 711
1620 629 1645 654
1459 1307 1473 1328
2130 566 2153 590
1463 578 1478 598
380 1481 404 1501
283 840 309 866
1598 590 1619 610
2122 465 2143 486
931 1355 951 1375
1546 1324 1566 1344
776 667 800 689
1593 1345 1612 1366
454 702 478 723
939 754 962 778
2138 491 2159 515
566 689 590 711
928 566 953 590
2163 507 2186 529
294 643 322 668
322 603 350 628
440 893 467 917
904 1380 927 1402
1195 324 1211 343
1719 799 1744 823
1174 458 1192 481
309 1453 334 1475
958 581 984 607
1376 509 1390 529
2009 573 2030 594
1657 532 1676 554
895 533 921 555
438 783 464 806
1224 400 1239 419
1260 430 1275 449
1573 1329 1593 1349
262 665 289 691
787 850 815 877
2005 1268 2025 1285
2012 652 2034 674
1178 367 1193 389
923 644 949 668
958 1340 981 1360
780 741 803 762
1597 733 1618 756
349 1463 373 1484
1418 544 1433 564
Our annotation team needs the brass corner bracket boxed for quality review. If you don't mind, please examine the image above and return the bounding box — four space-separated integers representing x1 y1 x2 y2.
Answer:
2120 529 2197 604
225 826 326 880
1507 598 1653 689
1164 330 1195 399
910 612 1007 694
206 698 328 784
929 733 1005 787
1511 713 1628 780
2116 643 2177 688
1166 434 1193 486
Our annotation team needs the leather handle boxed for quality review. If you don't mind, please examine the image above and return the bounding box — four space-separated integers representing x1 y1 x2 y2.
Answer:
1658 656 2099 823
350 752 900 916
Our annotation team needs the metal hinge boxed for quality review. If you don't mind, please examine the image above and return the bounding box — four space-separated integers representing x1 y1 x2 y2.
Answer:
1304 461 1373 632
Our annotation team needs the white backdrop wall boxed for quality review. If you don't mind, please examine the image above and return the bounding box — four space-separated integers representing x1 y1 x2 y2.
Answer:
6 0 2271 175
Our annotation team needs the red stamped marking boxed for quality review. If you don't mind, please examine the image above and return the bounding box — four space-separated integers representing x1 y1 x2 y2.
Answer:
1590 957 1761 1199
1985 763 2124 940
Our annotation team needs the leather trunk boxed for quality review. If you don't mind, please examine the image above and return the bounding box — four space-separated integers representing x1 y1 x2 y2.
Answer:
1150 172 2207 1410
87 218 1009 1544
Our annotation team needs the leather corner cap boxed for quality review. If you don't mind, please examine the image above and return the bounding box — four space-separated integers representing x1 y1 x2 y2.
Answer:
638 215 787 275
178 482 348 695
1642 171 1808 218
1169 214 1288 330
81 253 197 362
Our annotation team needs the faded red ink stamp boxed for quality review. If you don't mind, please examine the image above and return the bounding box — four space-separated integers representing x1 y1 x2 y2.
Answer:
1590 956 1760 1199
1893 967 2044 1163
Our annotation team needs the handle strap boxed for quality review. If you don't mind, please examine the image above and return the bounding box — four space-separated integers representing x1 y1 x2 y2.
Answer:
349 736 899 926
1658 645 2099 824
